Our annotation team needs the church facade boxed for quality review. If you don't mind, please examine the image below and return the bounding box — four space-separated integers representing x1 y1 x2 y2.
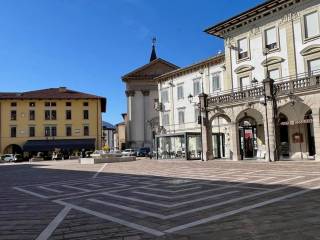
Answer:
122 43 178 150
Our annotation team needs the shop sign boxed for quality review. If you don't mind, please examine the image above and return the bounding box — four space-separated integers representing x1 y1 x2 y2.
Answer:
280 119 313 126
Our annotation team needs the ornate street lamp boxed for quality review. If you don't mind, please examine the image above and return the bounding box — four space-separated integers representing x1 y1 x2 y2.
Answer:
261 48 278 161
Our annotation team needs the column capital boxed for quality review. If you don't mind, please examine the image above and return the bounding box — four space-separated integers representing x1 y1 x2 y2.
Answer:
125 90 135 97
141 90 150 96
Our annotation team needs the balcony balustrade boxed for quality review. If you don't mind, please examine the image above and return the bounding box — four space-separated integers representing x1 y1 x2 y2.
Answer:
207 70 320 107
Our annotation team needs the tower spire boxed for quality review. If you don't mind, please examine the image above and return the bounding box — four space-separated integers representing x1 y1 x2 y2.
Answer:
149 37 157 62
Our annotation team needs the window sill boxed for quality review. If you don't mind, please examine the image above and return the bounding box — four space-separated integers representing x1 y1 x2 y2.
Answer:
236 56 251 64
263 47 280 55
303 34 320 44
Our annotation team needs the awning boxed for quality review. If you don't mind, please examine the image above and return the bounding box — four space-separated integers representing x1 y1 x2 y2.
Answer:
23 139 96 152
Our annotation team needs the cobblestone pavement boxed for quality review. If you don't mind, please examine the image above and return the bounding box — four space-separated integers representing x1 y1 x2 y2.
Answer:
1 159 320 240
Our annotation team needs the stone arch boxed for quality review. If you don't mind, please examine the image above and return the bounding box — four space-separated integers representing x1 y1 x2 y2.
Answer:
209 112 232 125
3 144 23 154
278 101 311 121
235 108 265 159
277 101 315 159
235 108 264 125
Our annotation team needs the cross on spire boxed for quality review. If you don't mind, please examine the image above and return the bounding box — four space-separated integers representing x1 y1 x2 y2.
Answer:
150 37 157 62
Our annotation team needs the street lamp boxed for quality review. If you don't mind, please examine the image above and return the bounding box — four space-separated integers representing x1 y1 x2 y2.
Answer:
261 48 278 161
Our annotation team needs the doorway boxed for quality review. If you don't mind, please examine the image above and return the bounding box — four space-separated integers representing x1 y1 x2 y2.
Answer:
212 133 225 158
239 117 257 159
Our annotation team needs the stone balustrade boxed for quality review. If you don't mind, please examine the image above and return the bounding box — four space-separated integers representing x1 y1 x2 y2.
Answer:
207 72 320 107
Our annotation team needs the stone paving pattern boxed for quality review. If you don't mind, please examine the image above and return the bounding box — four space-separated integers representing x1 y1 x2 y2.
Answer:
1 159 320 239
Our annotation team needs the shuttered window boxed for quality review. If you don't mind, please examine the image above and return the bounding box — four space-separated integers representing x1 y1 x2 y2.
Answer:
193 80 201 96
177 85 184 100
212 72 221 91
161 89 169 103
305 12 320 38
178 110 185 124
238 38 248 59
308 58 320 74
265 27 277 50
162 113 169 126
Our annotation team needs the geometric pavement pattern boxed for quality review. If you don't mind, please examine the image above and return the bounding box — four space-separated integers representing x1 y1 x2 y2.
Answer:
13 167 320 238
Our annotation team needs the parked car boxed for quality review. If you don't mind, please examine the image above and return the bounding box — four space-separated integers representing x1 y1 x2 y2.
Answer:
137 147 151 157
109 150 123 157
90 150 109 159
122 149 136 156
2 154 22 162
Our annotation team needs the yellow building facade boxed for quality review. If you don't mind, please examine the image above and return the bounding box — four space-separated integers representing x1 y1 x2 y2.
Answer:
0 87 106 156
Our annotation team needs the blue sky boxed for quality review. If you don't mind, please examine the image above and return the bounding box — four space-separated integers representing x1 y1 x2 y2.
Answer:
0 0 264 124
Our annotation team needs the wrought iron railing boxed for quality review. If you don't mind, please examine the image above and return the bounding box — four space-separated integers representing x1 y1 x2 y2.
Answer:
207 70 320 106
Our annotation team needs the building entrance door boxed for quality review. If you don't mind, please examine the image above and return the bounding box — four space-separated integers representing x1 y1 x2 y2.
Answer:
239 117 257 159
212 133 225 158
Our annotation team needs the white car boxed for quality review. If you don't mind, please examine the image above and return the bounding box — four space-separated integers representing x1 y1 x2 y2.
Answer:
2 154 19 162
121 149 136 156
108 150 123 157
90 150 107 159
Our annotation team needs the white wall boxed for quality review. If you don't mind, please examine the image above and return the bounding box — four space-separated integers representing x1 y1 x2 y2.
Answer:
158 62 225 133
226 0 320 89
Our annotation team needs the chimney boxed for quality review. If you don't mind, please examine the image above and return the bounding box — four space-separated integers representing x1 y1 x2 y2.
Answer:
59 87 67 93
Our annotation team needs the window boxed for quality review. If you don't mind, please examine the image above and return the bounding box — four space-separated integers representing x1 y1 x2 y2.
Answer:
45 102 56 107
66 126 72 136
304 11 320 39
308 58 320 74
83 110 89 120
238 38 248 60
83 102 89 106
10 126 16 138
66 110 72 120
66 102 71 107
45 110 50 120
177 85 184 100
161 89 169 103
239 76 250 89
45 126 50 137
29 126 35 137
162 112 169 126
29 110 35 121
212 72 221 91
45 110 57 120
10 110 17 121
265 27 277 50
195 108 200 123
193 79 201 96
45 126 56 137
11 102 17 107
178 109 185 124
84 125 89 136
268 69 280 80
29 102 35 107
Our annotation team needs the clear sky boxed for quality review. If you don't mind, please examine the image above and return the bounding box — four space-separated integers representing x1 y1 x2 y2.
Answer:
0 0 264 124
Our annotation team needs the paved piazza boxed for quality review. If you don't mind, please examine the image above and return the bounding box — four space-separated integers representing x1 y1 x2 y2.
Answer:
1 160 320 239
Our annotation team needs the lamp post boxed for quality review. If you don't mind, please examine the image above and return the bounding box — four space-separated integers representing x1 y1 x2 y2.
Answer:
188 93 203 161
261 48 278 162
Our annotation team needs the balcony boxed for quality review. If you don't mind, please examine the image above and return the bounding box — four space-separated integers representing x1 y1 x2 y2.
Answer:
207 70 320 107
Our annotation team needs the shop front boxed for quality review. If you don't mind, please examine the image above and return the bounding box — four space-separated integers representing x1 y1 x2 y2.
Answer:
155 132 202 160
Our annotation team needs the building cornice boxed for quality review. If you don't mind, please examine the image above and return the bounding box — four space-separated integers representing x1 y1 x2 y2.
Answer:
155 54 225 83
204 0 301 38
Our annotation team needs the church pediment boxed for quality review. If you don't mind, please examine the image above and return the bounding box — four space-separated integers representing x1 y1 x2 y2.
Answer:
122 58 179 82
300 44 320 56
234 64 254 74
261 56 284 67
